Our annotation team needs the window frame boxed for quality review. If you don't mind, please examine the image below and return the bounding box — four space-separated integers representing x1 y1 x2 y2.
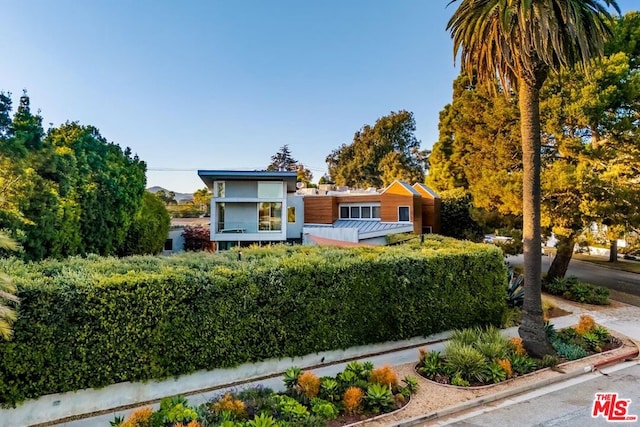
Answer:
338 204 381 220
398 206 410 222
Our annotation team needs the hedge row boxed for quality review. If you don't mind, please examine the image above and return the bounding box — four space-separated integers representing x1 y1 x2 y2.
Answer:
0 236 507 407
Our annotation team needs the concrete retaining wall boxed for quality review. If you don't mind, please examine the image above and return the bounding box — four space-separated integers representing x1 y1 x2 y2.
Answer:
0 332 450 427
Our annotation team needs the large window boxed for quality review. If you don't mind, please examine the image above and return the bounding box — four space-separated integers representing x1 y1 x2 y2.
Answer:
216 181 225 198
258 182 283 198
259 202 282 231
398 206 410 222
339 204 381 220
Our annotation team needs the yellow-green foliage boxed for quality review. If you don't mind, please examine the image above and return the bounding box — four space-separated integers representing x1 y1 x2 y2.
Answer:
0 236 506 407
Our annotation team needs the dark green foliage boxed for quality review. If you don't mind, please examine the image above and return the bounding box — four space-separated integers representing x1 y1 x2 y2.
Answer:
0 93 147 261
439 189 484 241
506 267 525 307
417 350 444 379
364 384 395 413
544 276 610 305
444 342 487 384
484 361 507 384
0 239 507 407
539 354 561 368
508 354 537 375
326 110 427 188
119 192 171 256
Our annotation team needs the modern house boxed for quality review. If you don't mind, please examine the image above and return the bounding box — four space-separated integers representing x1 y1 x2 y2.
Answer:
197 170 441 249
198 170 304 250
303 180 440 245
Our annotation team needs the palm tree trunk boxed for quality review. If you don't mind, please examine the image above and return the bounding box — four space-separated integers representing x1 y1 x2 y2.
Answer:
546 235 575 283
517 81 555 358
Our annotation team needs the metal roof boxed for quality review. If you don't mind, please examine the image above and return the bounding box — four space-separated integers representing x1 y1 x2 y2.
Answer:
412 183 440 198
305 219 414 239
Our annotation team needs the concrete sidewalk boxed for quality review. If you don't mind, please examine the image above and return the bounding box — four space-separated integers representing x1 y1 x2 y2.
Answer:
39 297 640 427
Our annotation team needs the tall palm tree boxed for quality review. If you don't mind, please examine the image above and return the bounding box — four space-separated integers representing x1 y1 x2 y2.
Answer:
447 0 619 357
0 232 19 340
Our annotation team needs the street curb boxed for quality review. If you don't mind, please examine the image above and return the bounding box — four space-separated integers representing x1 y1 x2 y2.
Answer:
394 346 640 426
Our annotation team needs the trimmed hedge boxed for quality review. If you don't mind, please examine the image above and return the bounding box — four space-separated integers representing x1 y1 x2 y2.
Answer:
0 236 507 407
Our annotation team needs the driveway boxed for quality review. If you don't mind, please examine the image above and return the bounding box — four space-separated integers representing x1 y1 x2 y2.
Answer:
507 254 640 297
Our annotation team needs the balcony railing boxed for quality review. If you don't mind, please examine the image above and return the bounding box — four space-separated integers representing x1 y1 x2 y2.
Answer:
215 221 283 234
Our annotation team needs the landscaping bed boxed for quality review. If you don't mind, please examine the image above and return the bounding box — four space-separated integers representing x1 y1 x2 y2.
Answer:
112 361 418 427
415 315 621 388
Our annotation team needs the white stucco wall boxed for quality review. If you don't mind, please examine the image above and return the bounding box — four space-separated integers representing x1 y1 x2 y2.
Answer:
286 195 304 240
163 227 186 254
303 227 359 243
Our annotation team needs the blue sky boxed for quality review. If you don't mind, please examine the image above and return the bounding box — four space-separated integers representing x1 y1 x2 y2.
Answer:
1 1 635 193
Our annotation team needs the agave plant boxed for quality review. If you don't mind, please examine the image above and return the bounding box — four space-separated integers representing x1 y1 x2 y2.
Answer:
283 367 302 390
246 413 278 427
506 267 524 307
319 378 340 402
364 383 394 413
417 350 444 379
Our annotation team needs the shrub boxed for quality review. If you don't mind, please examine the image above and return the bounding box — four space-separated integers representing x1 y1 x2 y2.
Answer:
575 314 596 335
310 398 338 420
552 341 588 360
343 387 364 414
497 359 513 378
417 350 444 379
297 371 320 399
539 354 560 368
401 376 420 395
0 239 507 407
509 337 526 356
444 342 487 384
484 361 507 384
369 365 399 390
319 378 340 402
364 384 395 413
283 367 302 391
211 393 247 419
121 407 153 427
508 354 537 375
152 396 198 426
274 395 309 422
544 276 609 305
450 373 470 387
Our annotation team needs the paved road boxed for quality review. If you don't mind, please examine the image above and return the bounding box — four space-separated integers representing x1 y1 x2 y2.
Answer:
435 362 640 426
507 254 640 297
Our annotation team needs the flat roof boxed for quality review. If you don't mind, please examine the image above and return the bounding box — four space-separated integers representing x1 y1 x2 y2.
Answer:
198 170 298 191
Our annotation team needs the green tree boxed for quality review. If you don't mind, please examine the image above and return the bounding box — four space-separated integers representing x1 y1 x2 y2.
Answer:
439 188 484 241
447 0 619 357
326 110 427 188
193 188 212 213
0 232 19 340
119 192 171 256
426 73 523 214
267 144 297 171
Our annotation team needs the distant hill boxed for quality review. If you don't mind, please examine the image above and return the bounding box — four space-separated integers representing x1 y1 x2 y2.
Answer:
147 186 194 202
